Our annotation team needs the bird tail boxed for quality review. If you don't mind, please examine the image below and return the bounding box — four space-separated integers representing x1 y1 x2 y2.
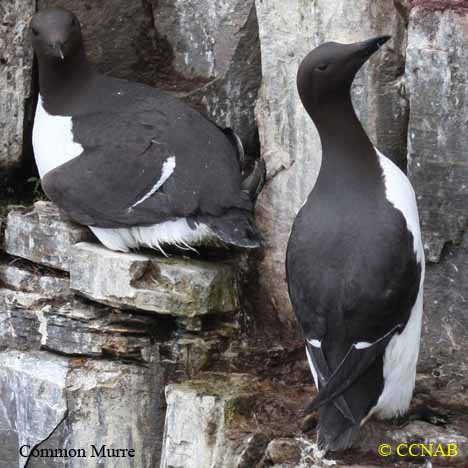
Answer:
222 127 266 202
199 208 262 249
241 158 266 201
317 403 360 451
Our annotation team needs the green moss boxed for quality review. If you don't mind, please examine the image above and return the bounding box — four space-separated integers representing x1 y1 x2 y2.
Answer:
224 395 256 426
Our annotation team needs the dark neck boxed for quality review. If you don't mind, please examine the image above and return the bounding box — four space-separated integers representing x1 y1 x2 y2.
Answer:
309 94 378 184
38 46 95 114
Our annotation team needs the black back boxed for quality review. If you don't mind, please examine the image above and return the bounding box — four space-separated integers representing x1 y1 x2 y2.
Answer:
41 75 252 228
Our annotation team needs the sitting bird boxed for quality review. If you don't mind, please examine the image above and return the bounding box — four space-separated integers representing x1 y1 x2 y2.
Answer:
30 7 265 254
286 36 424 450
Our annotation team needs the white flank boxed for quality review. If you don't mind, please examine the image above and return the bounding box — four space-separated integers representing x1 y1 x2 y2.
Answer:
370 285 424 420
33 96 84 177
90 218 215 255
131 156 176 208
376 148 424 263
365 148 425 421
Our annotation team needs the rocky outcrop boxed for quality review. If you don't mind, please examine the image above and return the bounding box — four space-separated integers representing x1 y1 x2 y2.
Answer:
254 1 321 332
5 202 92 270
254 0 408 332
153 0 261 151
70 242 238 319
0 202 242 467
405 5 468 370
0 0 35 175
406 6 468 262
0 351 69 468
161 374 260 468
0 351 165 468
421 233 468 369
160 373 310 468
2 2 468 467
161 369 468 467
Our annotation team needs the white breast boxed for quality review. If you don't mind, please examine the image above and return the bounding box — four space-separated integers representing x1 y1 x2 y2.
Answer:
33 96 84 177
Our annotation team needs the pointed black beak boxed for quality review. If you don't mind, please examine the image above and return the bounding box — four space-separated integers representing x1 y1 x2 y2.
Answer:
354 35 391 60
52 42 65 60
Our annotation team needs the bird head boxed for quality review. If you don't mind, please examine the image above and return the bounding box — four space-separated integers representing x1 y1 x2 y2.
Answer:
297 36 390 115
30 7 83 62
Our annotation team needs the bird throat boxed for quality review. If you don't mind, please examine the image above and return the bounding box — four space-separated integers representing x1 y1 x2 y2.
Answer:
37 46 94 115
312 95 380 187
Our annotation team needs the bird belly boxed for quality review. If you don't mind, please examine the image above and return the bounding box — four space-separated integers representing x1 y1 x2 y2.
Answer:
33 96 84 177
89 218 215 254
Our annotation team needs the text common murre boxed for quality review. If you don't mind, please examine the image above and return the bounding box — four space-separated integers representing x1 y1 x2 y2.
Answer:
20 444 136 459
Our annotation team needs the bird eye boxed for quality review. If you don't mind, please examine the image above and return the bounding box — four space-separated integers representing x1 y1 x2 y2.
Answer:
31 27 39 37
317 64 328 72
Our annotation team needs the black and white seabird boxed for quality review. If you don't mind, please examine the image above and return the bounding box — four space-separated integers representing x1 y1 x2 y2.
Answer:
30 7 265 254
286 37 425 451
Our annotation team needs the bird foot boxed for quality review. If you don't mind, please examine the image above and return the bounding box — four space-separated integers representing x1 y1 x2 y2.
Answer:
389 405 451 428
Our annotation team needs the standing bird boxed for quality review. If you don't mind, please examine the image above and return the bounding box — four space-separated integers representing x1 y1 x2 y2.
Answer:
286 37 424 451
30 7 264 254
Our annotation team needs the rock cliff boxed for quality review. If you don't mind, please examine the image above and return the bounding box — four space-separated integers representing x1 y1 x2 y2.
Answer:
0 1 467 467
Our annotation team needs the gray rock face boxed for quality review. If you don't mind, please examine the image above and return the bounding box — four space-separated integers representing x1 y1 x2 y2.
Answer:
153 0 261 150
5 202 92 271
254 0 321 330
161 375 264 468
0 252 236 367
0 351 69 468
2 3 468 467
406 6 468 262
0 262 71 298
161 377 235 468
405 6 468 370
254 0 408 331
420 232 468 369
0 0 35 174
160 374 312 468
4 204 239 322
0 270 161 361
38 298 162 361
0 351 165 468
63 359 165 468
70 242 239 318
0 289 43 350
0 201 245 467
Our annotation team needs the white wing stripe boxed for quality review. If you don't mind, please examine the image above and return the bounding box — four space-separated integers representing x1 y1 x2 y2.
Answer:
131 156 176 208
